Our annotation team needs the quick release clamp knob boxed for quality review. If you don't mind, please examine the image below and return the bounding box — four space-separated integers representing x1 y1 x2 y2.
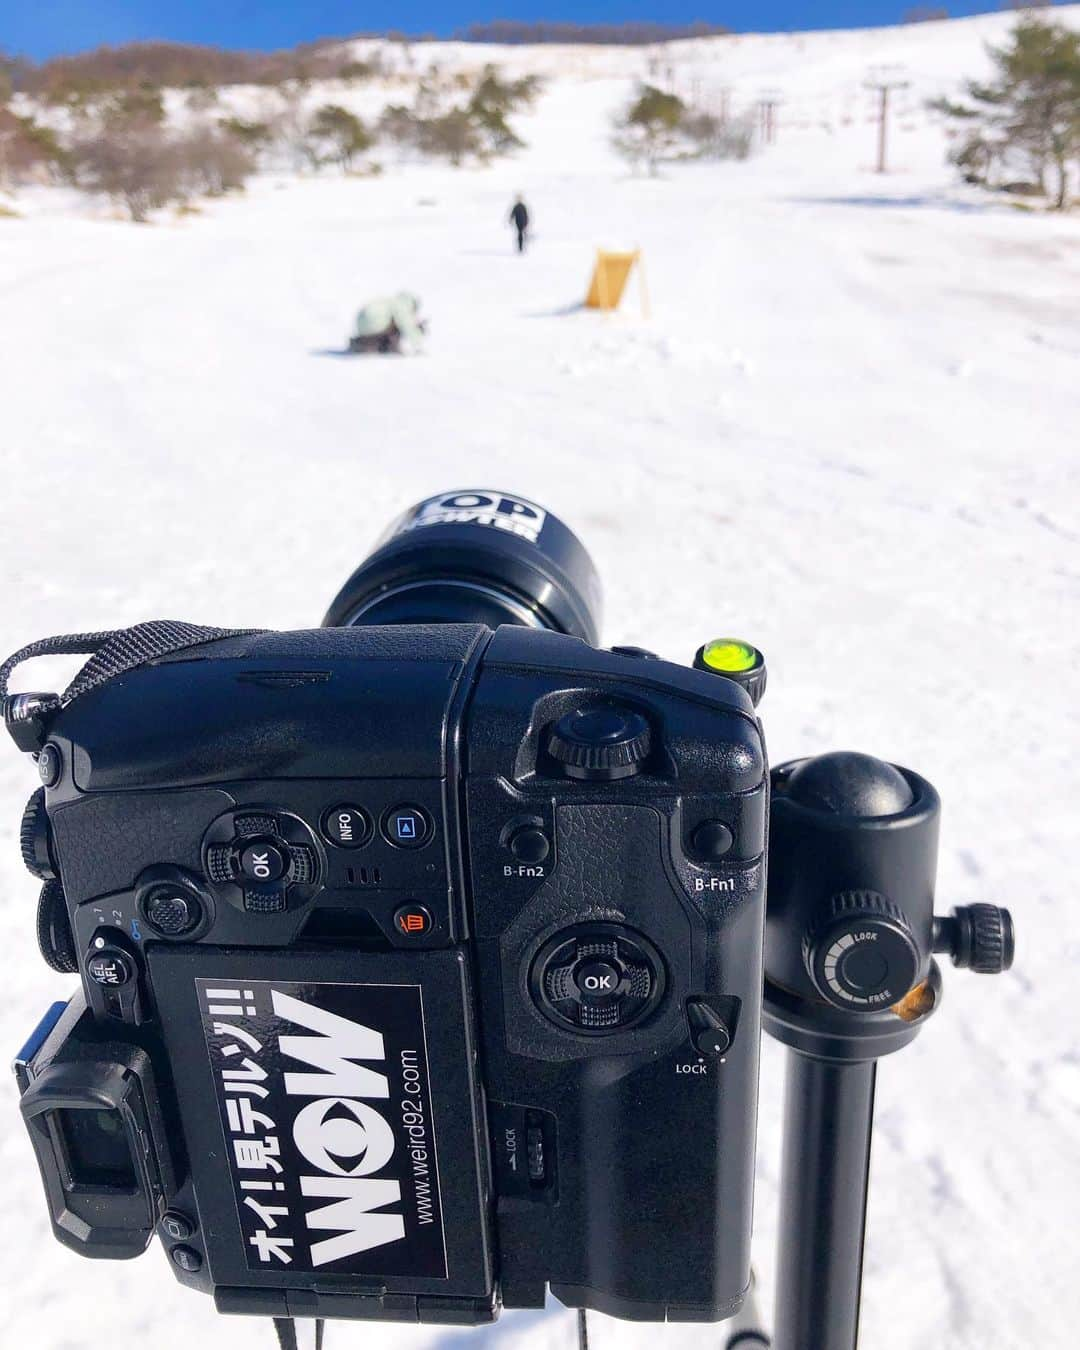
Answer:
933 903 1015 974
803 890 920 1010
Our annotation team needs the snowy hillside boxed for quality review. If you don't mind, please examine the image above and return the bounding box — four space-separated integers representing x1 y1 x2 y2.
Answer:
1 8 1078 1350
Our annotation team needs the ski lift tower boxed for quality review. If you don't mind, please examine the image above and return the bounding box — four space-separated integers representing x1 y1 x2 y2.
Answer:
864 64 911 173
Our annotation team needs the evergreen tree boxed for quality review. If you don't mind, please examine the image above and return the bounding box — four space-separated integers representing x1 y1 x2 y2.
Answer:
612 85 686 175
933 18 1080 209
307 104 372 171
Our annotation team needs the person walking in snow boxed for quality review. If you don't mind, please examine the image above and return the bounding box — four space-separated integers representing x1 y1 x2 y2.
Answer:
509 196 529 253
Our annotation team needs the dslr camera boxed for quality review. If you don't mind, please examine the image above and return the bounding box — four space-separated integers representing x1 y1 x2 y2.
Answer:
4 490 1013 1344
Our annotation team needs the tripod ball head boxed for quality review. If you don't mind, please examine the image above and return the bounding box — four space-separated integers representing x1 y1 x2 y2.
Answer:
779 751 912 817
766 752 941 1018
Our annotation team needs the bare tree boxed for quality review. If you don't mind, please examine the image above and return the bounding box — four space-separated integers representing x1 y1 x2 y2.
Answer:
683 109 756 160
68 121 185 221
179 125 254 195
272 82 316 171
0 108 67 188
378 104 418 155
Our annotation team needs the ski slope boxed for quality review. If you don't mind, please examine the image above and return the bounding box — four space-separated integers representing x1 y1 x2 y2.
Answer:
1 9 1078 1350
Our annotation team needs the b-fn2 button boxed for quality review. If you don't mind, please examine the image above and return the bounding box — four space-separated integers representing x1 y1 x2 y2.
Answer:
508 825 550 864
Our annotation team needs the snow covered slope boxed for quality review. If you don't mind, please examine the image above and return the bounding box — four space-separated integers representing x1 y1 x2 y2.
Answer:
1 8 1078 1350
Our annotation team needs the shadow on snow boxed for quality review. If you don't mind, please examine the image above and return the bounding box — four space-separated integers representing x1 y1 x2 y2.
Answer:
788 193 996 214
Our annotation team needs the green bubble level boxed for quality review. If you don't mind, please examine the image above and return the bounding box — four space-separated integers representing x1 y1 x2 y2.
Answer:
701 639 759 674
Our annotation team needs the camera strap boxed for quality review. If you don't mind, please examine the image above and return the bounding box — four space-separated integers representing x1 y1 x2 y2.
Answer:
273 1318 325 1350
0 620 263 705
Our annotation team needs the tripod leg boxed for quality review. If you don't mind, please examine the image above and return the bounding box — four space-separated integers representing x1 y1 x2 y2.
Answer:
577 1309 589 1350
772 1053 876 1350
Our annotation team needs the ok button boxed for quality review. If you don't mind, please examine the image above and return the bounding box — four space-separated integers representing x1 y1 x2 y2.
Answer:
575 960 622 1001
239 839 287 883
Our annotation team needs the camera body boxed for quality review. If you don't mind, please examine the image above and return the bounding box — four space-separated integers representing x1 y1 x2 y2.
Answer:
14 618 767 1324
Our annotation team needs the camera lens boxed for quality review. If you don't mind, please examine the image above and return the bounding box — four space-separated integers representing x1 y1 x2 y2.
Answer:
323 489 602 644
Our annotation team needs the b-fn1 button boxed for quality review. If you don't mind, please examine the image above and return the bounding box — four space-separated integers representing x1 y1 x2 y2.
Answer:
691 820 734 862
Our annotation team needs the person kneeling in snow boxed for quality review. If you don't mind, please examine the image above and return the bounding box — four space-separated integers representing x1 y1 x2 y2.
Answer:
349 293 426 355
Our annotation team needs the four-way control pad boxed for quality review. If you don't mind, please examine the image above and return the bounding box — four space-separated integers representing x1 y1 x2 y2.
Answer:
530 922 665 1034
202 810 321 915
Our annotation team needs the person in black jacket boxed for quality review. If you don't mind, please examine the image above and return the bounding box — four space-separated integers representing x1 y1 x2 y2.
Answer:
509 196 529 253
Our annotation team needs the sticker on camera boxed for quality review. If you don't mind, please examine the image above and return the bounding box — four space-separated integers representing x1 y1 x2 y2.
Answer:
197 978 447 1278
396 490 548 543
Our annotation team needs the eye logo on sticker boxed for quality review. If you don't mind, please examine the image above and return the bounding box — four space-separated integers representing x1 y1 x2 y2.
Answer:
293 1098 396 1178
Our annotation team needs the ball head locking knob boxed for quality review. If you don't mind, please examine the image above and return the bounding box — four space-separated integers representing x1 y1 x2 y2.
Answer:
803 890 921 1011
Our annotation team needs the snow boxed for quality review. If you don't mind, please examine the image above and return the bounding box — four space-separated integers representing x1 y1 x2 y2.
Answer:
1 8 1079 1349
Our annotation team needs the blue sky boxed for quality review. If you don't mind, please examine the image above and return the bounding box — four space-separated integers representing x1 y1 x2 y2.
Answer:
1 3 1038 62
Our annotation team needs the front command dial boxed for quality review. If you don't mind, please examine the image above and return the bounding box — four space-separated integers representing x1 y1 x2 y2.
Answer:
802 890 921 1010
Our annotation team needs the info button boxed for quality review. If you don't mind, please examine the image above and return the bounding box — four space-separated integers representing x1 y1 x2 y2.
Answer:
383 804 433 850
321 804 371 849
